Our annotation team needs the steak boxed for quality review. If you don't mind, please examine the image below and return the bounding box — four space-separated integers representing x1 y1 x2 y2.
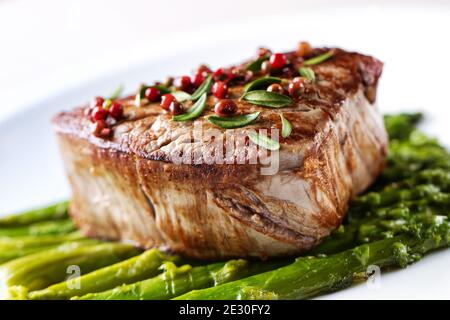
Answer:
53 45 387 259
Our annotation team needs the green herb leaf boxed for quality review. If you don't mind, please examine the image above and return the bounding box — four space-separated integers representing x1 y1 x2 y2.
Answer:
109 84 124 100
172 93 207 121
190 75 212 101
299 67 315 82
303 50 334 66
245 55 269 72
135 92 142 107
135 84 171 107
247 131 280 151
139 84 171 97
244 77 282 93
207 112 260 129
153 85 172 95
280 113 292 138
171 91 191 102
241 90 292 108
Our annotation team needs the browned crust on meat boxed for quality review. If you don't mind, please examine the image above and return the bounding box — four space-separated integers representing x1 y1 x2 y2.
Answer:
54 47 387 259
53 48 383 164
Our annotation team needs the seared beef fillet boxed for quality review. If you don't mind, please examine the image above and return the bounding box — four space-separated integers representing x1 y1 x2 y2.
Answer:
53 47 387 259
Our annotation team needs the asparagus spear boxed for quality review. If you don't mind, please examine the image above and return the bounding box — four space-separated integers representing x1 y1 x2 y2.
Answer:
355 183 448 209
0 201 69 227
0 203 77 264
312 199 449 255
0 245 62 265
384 113 422 141
75 259 286 300
374 113 450 186
381 138 450 182
308 224 359 255
0 219 74 238
28 249 179 300
312 172 450 255
0 242 140 299
0 231 84 251
177 220 450 300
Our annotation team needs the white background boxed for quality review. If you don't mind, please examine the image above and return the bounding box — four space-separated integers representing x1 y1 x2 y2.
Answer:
1 0 449 121
1 0 450 300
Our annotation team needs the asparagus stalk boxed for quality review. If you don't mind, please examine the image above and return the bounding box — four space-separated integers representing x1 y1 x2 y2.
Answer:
0 242 140 299
0 203 77 265
375 113 450 186
28 249 179 300
176 220 450 300
179 133 449 301
308 224 359 255
312 201 449 256
0 245 62 265
0 201 69 227
381 140 450 182
0 239 106 266
75 259 286 300
0 231 84 251
355 183 448 209
384 113 422 141
312 174 450 255
0 219 74 238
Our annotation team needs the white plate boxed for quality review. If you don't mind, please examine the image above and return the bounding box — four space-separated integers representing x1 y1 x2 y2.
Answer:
0 4 449 299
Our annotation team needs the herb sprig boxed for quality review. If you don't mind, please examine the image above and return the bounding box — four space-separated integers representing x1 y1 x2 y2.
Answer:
245 55 269 72
241 90 292 108
190 75 213 101
299 67 315 82
248 132 280 151
244 77 282 93
304 50 334 66
109 85 124 100
280 113 292 138
172 93 207 121
207 112 260 129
